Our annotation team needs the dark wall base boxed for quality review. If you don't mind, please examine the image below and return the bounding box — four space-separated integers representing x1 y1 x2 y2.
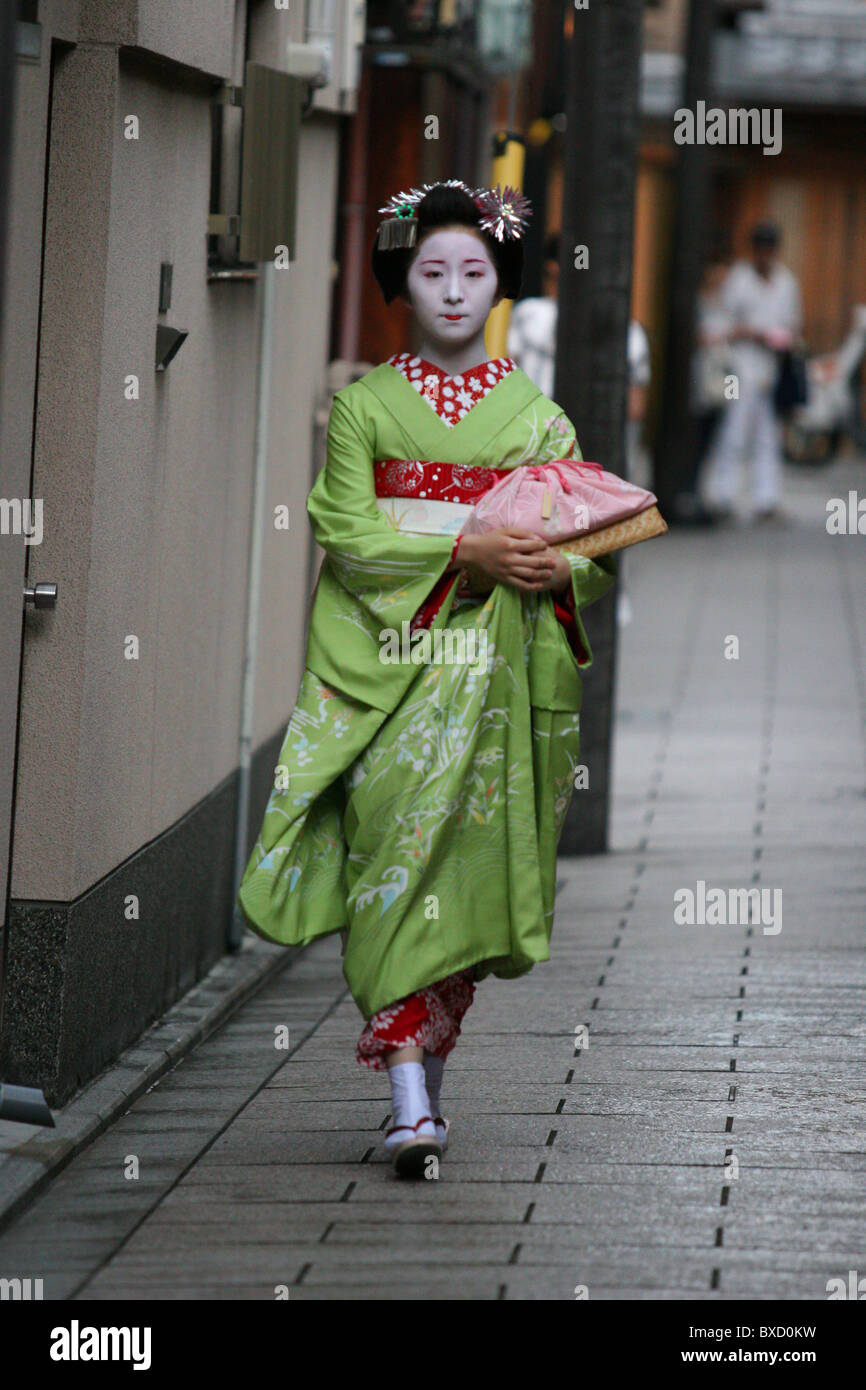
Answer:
0 724 286 1108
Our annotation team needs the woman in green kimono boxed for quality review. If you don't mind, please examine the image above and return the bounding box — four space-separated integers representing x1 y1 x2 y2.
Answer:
237 180 616 1175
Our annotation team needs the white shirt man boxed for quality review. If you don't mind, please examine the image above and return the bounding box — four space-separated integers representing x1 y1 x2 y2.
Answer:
701 230 803 518
508 304 651 431
507 295 557 399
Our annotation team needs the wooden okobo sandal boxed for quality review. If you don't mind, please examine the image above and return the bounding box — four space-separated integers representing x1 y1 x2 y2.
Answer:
385 1116 442 1177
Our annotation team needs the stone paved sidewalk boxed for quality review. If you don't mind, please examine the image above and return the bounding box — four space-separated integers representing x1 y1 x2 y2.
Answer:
0 457 863 1300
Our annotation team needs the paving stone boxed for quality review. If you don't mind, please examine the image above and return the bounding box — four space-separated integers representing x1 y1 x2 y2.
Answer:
2 465 864 1300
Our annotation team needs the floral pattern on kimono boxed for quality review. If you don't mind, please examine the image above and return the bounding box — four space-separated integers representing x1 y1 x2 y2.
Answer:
237 357 618 1026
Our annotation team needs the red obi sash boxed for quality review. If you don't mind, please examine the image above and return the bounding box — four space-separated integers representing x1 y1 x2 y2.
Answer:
373 459 512 502
375 458 584 662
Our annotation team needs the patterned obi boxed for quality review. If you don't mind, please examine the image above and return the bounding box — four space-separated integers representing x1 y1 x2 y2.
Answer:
373 459 512 536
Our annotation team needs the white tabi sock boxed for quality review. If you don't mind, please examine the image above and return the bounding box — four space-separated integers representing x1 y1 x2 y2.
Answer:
385 1061 436 1154
423 1053 445 1117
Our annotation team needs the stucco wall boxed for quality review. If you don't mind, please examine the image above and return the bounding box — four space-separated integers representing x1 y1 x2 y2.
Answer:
7 0 341 901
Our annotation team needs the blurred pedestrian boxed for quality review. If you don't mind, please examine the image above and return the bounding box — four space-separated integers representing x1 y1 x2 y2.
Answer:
616 318 652 626
700 221 802 521
507 231 559 397
508 235 649 489
675 247 733 524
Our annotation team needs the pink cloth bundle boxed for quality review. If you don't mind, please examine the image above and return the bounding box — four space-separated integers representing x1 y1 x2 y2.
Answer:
459 459 659 546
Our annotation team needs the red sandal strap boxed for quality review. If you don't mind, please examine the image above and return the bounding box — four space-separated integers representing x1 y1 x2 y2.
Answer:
385 1115 434 1139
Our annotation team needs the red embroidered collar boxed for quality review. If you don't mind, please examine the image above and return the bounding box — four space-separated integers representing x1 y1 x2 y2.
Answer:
387 352 517 426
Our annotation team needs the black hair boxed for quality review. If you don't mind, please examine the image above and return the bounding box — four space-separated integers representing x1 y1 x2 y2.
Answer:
371 183 524 305
751 219 781 248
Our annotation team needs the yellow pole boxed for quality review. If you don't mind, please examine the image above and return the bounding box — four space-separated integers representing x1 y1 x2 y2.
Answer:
484 131 526 359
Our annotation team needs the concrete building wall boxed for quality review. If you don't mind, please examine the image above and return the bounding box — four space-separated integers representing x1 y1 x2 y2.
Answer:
0 0 344 1102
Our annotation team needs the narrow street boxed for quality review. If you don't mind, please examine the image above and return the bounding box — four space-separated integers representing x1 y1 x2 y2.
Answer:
1 457 863 1301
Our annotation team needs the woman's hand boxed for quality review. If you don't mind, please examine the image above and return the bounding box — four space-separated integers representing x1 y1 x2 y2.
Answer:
455 529 572 594
541 549 573 593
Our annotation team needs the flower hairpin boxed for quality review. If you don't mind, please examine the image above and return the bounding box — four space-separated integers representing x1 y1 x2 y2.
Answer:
473 185 533 243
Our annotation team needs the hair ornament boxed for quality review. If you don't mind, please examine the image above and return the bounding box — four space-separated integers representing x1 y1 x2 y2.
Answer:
376 179 531 250
378 188 425 217
473 184 533 242
376 189 422 249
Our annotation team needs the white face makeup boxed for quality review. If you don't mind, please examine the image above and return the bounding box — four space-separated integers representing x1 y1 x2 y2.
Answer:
404 227 501 350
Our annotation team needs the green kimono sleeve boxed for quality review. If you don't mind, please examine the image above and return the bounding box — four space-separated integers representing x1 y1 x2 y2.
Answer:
537 408 618 670
304 391 458 713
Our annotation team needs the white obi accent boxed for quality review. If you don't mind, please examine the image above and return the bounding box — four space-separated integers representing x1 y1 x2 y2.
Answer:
375 496 474 536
